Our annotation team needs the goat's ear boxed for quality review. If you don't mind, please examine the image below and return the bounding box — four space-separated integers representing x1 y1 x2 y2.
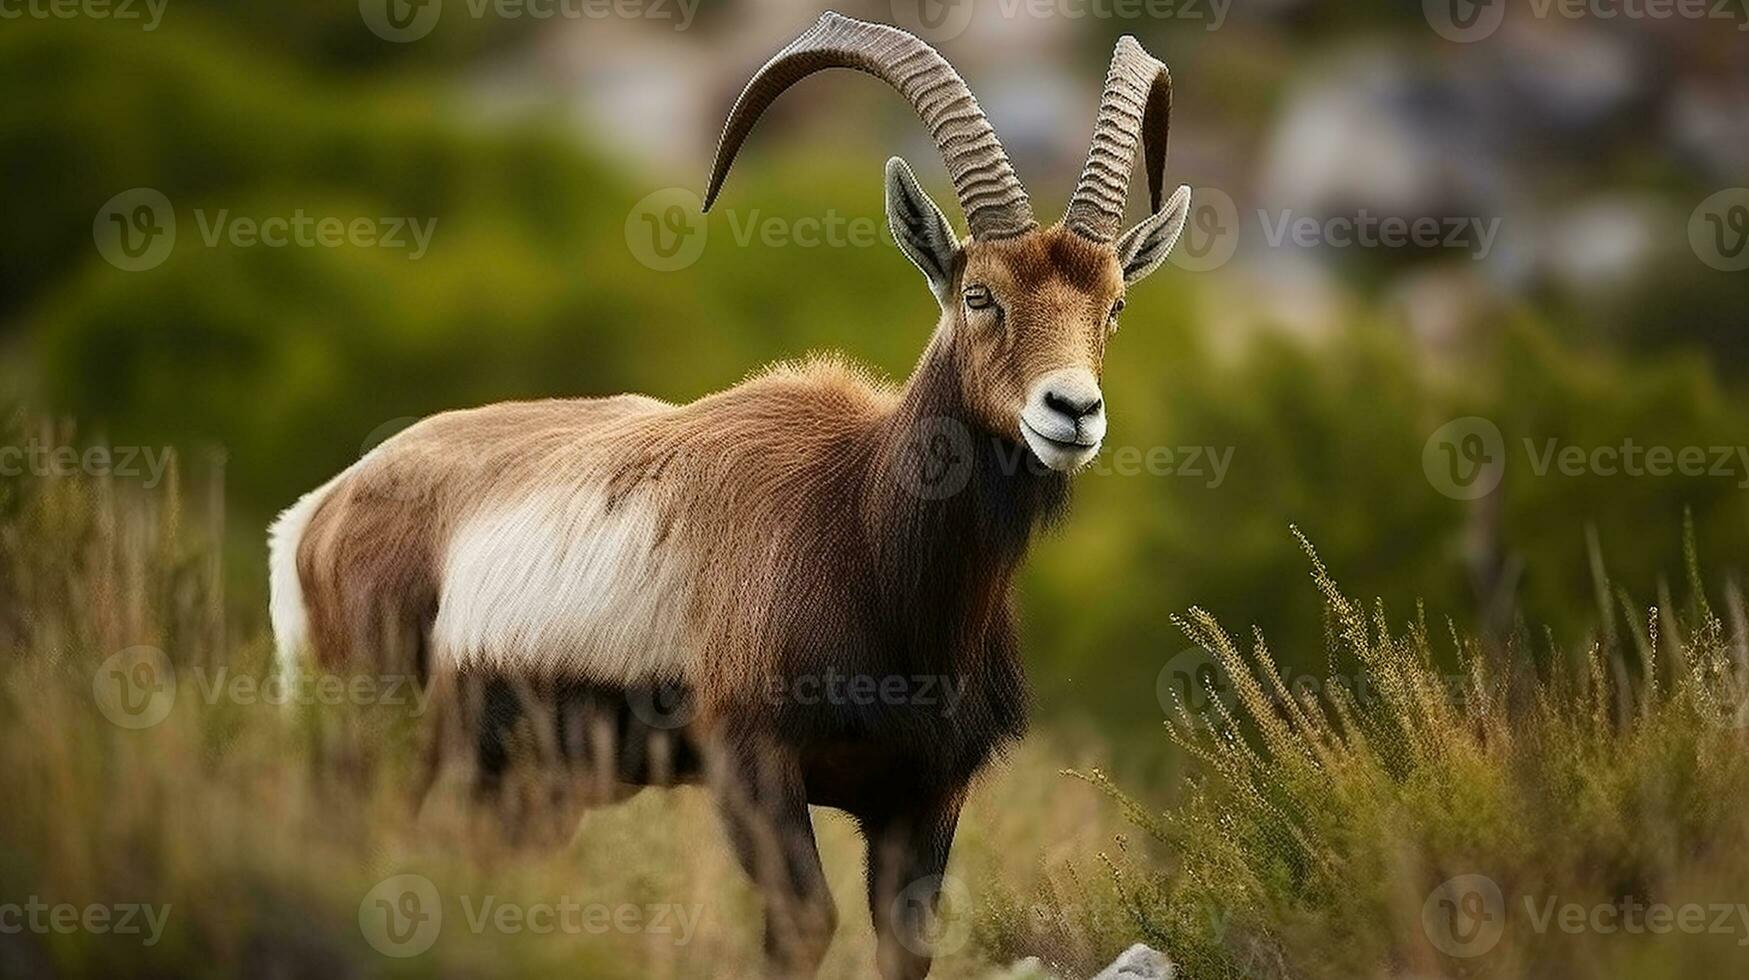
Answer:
1115 185 1191 285
885 157 961 307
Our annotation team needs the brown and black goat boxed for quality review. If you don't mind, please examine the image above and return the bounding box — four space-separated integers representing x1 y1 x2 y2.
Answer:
268 13 1190 979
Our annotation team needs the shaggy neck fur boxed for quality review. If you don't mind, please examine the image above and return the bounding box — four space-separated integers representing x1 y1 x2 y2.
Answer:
880 332 1068 586
849 329 1069 753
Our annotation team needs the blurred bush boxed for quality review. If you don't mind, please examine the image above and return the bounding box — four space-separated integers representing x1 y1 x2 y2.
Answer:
6 15 1747 744
1024 312 1749 733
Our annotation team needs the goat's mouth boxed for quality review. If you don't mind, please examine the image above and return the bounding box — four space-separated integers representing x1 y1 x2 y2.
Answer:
1018 416 1101 472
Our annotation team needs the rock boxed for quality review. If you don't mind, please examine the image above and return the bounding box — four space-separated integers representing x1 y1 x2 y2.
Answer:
985 943 1174 980
1091 943 1174 980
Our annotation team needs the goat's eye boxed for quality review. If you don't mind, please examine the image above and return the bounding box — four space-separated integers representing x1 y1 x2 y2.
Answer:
1108 297 1125 333
963 284 995 310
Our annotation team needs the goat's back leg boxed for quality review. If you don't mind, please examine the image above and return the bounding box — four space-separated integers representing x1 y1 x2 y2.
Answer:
708 734 837 978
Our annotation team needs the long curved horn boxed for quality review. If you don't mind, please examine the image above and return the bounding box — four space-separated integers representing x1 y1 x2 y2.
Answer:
1063 36 1173 245
703 12 1036 241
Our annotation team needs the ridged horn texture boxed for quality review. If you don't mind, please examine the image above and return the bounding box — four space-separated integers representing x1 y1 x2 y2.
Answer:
703 12 1036 241
1063 35 1173 244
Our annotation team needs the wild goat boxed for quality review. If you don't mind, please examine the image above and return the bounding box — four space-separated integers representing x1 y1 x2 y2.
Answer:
268 12 1189 979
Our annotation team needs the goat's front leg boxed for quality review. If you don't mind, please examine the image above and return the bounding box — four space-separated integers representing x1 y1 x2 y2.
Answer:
862 788 966 980
708 734 836 979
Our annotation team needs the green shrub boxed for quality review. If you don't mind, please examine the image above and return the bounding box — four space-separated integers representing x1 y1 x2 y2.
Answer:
1088 524 1749 978
12 15 1749 750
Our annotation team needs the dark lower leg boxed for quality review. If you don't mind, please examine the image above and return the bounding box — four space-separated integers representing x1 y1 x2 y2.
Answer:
863 789 965 980
709 735 837 979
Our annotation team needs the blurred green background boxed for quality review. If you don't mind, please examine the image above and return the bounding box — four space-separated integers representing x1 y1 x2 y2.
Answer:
4 0 1747 740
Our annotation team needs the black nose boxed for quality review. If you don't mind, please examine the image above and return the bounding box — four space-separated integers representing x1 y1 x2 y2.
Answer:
1044 389 1103 420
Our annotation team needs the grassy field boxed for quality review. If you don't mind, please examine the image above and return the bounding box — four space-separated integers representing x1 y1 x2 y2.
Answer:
0 422 1140 980
4 421 1747 979
1089 527 1749 978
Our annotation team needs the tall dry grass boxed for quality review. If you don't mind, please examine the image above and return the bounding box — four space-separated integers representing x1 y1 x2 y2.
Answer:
0 417 1142 980
1088 525 1749 979
15 413 1744 979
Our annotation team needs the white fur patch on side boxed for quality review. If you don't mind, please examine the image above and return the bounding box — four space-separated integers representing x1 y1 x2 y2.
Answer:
431 487 697 682
267 468 353 682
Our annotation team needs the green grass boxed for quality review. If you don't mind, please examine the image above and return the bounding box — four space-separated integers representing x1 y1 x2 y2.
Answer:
1086 524 1749 978
0 418 1140 979
6 413 1748 979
